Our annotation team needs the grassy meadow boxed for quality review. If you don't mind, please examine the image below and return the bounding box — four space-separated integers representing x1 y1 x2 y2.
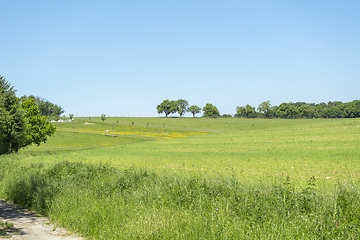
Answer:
1 117 360 239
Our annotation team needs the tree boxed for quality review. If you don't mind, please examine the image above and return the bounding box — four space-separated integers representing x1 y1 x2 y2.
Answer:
188 105 201 118
0 76 26 154
202 103 220 118
157 100 178 117
176 99 189 117
299 105 315 118
69 114 74 120
235 106 246 117
21 95 64 120
0 76 55 154
236 105 257 118
257 101 272 118
101 114 106 122
21 99 56 148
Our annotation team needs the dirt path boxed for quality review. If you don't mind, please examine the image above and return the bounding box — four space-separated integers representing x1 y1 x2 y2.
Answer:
0 200 85 240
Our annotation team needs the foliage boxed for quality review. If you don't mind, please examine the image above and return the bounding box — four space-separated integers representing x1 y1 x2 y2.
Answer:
257 100 272 118
20 95 64 120
157 100 178 117
176 99 189 117
0 76 26 154
101 114 106 122
202 103 220 118
0 76 56 154
236 104 257 118
69 114 74 120
21 99 56 148
188 105 201 118
237 100 360 119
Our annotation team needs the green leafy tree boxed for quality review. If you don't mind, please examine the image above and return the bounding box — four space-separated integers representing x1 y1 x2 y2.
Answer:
176 99 189 117
257 101 272 118
157 100 178 117
0 76 26 154
241 104 257 118
0 76 55 154
101 114 106 122
69 114 74 120
235 106 246 117
188 105 201 118
21 99 56 148
276 103 299 119
202 103 220 118
299 105 315 118
21 95 64 120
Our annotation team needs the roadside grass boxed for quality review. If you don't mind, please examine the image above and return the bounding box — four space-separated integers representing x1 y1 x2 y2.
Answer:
0 220 14 237
0 117 359 238
1 160 360 239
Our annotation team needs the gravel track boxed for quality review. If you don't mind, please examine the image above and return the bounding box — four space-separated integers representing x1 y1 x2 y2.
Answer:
0 200 85 240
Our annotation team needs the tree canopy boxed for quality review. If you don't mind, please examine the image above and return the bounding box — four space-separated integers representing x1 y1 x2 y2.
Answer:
202 103 220 118
235 100 360 119
0 75 56 154
20 95 64 120
157 100 178 117
176 99 189 117
188 105 201 118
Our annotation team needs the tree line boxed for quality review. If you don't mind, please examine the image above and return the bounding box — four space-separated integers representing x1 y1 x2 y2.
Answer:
157 99 360 119
236 100 360 119
0 75 59 154
157 99 220 118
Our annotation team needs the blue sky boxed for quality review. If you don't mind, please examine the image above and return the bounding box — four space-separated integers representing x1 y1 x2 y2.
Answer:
1 0 359 117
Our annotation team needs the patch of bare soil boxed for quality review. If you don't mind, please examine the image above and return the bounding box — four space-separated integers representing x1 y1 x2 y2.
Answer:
0 200 85 240
84 122 93 125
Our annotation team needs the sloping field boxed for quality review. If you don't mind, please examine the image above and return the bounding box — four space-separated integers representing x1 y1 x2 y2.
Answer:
19 118 360 185
1 117 360 239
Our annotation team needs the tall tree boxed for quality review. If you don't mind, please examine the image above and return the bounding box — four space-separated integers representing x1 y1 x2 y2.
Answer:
0 76 55 154
21 99 56 148
0 76 56 154
188 105 201 118
0 76 26 154
157 100 178 117
176 99 189 117
202 103 220 118
21 95 64 120
257 101 272 118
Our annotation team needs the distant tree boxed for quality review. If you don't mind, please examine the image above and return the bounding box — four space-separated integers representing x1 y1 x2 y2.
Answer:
176 99 189 117
276 103 298 119
299 104 315 118
221 114 232 118
157 100 178 117
21 95 64 120
202 103 220 118
236 105 257 118
188 105 201 118
235 106 246 117
257 101 272 118
101 114 106 122
69 114 74 120
343 100 360 118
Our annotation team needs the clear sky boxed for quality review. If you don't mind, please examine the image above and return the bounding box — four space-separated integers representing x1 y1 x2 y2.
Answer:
1 0 359 117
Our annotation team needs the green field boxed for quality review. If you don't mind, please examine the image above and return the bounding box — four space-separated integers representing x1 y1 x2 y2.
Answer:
1 117 360 239
19 117 360 185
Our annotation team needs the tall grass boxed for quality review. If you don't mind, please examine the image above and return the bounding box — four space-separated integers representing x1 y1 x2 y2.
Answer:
1 159 359 239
